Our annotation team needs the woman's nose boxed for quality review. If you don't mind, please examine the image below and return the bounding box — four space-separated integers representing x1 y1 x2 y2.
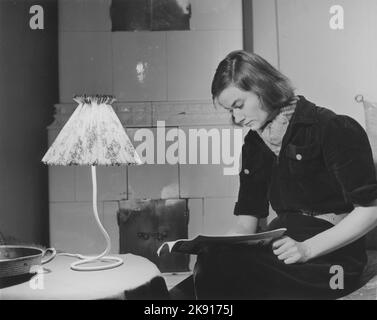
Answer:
232 109 245 125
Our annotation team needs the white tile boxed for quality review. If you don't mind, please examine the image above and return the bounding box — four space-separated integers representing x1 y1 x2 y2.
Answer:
179 125 242 198
167 31 218 101
75 166 91 201
75 166 127 201
152 101 230 126
125 127 179 199
49 202 106 254
112 32 167 102
216 30 243 61
59 32 113 103
127 164 179 199
180 164 239 198
190 0 243 30
167 30 242 101
48 166 75 202
98 166 127 201
115 102 153 127
59 0 112 31
203 198 238 235
103 201 120 254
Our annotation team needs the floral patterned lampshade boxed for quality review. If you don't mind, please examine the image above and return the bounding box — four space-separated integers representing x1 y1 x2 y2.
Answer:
42 94 142 166
41 94 142 271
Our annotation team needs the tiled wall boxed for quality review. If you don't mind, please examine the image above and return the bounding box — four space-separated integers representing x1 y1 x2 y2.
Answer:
52 0 244 263
51 0 244 267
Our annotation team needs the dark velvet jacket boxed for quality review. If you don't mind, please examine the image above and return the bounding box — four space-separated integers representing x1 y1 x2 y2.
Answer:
234 95 377 218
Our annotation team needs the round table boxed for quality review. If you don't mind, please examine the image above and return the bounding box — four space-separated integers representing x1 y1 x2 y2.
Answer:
0 254 169 300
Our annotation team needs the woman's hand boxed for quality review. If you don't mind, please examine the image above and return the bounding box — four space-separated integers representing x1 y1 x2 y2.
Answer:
272 236 312 264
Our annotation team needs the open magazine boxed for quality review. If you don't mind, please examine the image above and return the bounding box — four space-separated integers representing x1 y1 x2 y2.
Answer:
157 228 287 256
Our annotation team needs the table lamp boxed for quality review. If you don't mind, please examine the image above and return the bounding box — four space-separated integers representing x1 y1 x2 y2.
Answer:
42 94 142 271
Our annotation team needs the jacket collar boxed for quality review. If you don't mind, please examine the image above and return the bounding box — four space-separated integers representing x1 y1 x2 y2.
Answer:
277 95 318 153
290 95 318 125
245 95 318 144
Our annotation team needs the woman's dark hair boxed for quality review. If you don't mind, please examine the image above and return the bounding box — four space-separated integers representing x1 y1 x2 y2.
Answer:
211 50 295 112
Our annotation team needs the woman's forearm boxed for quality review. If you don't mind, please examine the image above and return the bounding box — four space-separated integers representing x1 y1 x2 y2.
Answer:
303 205 377 260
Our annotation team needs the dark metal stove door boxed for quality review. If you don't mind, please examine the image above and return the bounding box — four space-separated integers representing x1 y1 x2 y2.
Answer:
117 199 189 272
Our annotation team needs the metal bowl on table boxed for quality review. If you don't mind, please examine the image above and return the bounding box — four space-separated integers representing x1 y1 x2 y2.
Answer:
0 245 56 278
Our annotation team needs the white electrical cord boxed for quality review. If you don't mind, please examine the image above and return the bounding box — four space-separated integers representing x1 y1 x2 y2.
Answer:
57 166 123 271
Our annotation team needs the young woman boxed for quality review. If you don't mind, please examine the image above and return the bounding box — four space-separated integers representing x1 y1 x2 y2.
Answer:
192 50 377 299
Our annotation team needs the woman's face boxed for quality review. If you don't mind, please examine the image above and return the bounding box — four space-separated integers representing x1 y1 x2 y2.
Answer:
215 85 273 131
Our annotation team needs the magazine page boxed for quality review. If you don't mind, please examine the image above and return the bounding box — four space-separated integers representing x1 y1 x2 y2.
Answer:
157 228 287 256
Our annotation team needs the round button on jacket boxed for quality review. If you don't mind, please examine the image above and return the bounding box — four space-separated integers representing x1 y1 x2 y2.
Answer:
244 169 250 175
296 154 302 160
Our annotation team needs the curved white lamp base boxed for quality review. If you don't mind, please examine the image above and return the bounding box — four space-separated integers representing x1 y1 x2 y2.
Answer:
70 256 123 271
68 166 123 272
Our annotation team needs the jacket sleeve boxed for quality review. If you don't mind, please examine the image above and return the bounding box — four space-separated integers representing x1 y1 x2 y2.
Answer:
322 115 377 207
233 139 270 218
